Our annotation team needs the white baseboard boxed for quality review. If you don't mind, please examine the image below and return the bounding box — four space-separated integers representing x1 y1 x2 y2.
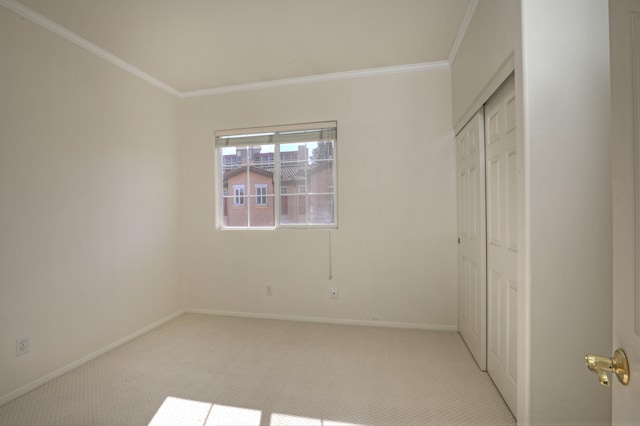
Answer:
0 310 185 407
185 308 458 332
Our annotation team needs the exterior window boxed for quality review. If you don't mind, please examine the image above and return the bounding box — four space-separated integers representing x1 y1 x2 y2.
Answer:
298 185 306 216
281 187 288 215
255 184 267 206
217 122 337 229
223 189 228 216
233 185 245 206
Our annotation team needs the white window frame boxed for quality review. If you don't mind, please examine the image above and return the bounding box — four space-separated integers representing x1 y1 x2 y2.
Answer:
255 184 268 206
216 121 337 230
233 185 245 206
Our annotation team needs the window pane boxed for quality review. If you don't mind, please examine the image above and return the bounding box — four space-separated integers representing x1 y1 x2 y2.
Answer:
280 141 308 223
279 193 335 225
221 146 248 169
250 182 274 227
250 195 275 227
280 142 311 165
310 141 334 162
281 192 289 216
308 160 334 194
223 195 248 227
279 191 307 225
307 194 335 224
279 194 302 224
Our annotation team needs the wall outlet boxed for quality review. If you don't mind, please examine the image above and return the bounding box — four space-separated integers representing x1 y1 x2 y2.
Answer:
16 337 29 356
331 287 338 299
265 285 273 296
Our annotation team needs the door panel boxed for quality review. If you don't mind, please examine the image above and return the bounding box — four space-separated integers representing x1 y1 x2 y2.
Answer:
457 111 487 371
508 280 517 382
611 0 640 422
488 156 502 246
485 74 517 414
488 270 502 361
507 150 517 252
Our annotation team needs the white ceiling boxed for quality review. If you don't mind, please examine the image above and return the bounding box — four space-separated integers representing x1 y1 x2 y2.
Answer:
12 0 471 92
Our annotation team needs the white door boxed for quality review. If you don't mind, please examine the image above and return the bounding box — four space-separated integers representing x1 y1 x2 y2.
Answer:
457 111 487 371
485 74 517 414
611 0 640 422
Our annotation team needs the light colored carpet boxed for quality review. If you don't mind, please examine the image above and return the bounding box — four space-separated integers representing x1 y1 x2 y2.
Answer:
0 314 515 426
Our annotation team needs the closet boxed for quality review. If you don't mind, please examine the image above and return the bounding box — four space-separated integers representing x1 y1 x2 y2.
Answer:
457 74 517 414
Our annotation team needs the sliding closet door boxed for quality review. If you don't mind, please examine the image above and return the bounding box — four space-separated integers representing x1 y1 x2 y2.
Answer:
485 74 517 414
457 111 487 370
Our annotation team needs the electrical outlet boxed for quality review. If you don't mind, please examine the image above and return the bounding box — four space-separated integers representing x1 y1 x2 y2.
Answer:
16 337 29 356
265 285 273 296
331 287 338 299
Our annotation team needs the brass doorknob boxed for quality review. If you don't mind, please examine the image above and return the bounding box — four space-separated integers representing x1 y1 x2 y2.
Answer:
585 348 630 386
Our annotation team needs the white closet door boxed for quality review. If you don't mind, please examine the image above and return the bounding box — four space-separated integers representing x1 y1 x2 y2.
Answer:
457 111 487 370
485 74 517 414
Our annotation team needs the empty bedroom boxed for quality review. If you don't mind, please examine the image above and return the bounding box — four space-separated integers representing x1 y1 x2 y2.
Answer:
1 0 629 425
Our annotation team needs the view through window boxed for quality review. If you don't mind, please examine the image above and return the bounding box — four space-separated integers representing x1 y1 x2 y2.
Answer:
216 122 337 229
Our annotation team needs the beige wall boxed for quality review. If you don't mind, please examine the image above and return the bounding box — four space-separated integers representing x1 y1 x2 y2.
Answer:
178 70 458 328
0 7 180 401
520 1 612 423
450 0 518 131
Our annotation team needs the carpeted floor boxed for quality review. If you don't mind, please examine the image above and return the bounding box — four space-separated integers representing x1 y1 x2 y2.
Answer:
0 314 515 425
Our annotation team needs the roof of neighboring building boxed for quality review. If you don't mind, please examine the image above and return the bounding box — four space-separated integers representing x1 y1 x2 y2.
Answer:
223 165 273 180
223 163 332 183
272 166 306 182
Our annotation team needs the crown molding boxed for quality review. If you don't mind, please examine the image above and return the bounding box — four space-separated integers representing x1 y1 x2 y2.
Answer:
0 0 181 97
2 0 451 99
180 61 450 98
448 0 479 65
